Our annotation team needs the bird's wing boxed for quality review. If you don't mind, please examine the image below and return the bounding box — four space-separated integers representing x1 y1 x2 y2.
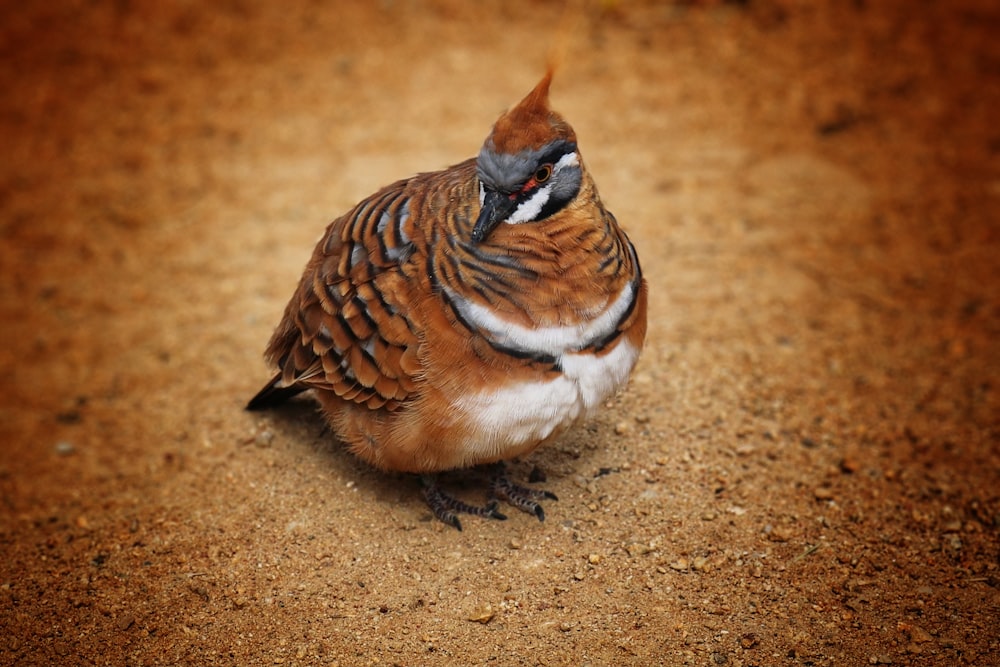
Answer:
263 178 425 411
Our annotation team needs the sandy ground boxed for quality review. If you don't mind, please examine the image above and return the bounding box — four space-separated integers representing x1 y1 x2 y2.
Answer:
1 1 998 665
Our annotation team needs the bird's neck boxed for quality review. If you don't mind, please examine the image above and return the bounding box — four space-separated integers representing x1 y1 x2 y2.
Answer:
441 175 638 331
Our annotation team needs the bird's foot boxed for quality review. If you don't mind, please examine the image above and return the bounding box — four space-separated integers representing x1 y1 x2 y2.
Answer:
419 463 557 530
488 462 558 522
421 475 507 531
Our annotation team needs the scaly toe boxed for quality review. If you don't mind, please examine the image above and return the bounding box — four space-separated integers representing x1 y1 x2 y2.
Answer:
533 503 546 522
484 500 508 521
488 463 557 521
421 475 507 529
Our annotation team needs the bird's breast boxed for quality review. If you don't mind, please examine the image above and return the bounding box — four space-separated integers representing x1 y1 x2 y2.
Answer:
442 278 636 361
450 334 642 462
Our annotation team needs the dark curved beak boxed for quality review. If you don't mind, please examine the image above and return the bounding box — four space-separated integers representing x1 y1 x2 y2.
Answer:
471 188 516 244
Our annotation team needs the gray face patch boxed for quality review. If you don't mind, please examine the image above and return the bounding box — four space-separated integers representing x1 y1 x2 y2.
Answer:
477 139 577 193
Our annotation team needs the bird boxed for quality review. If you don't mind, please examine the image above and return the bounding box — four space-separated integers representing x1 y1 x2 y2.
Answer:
247 69 648 530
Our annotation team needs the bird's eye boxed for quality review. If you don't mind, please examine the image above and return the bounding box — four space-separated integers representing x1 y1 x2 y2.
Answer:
534 164 552 184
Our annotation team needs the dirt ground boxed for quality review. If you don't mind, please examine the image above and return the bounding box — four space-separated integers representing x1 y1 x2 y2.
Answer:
1 1 998 665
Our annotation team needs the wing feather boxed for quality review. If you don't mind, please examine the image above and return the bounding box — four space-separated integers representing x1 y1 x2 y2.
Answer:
262 179 424 409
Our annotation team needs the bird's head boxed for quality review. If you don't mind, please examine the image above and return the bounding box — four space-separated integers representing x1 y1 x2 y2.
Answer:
472 70 583 244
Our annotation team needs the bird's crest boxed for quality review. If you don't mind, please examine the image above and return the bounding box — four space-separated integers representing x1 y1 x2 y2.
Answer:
487 68 576 155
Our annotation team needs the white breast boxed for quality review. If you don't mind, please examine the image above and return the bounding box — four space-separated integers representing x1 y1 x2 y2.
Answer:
453 338 641 461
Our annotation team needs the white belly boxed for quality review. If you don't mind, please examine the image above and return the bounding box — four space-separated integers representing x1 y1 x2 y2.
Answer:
454 339 641 460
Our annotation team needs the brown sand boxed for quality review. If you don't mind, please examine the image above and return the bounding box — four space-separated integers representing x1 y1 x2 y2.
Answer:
1 1 998 665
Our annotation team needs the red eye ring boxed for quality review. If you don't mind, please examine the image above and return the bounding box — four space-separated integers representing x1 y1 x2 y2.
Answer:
517 164 554 195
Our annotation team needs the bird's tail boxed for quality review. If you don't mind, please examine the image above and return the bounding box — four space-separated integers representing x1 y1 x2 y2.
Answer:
246 374 309 411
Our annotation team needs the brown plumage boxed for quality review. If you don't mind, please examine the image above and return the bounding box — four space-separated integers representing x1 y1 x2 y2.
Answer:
248 71 648 529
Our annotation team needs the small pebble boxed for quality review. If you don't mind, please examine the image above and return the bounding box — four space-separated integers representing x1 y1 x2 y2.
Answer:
614 421 631 436
54 441 76 456
588 554 602 565
839 456 860 473
467 604 494 624
766 525 793 542
814 487 834 501
255 430 274 448
898 621 933 644
624 542 652 557
670 558 689 571
572 475 597 494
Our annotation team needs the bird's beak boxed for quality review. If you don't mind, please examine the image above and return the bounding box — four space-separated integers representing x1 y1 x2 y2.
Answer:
471 188 516 244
